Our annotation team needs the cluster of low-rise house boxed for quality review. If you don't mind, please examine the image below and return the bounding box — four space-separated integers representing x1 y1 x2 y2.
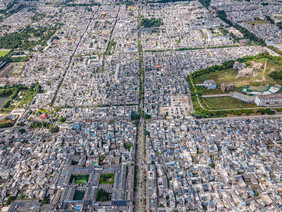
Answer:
140 2 233 51
0 8 35 36
211 0 282 46
0 3 62 36
112 5 138 54
54 53 140 108
57 106 137 122
212 0 282 20
0 117 137 211
240 22 282 44
74 5 120 56
145 118 282 211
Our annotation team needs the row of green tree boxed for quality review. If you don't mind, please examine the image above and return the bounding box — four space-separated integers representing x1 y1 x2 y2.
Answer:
193 108 275 119
191 59 235 79
267 45 282 55
105 40 116 55
0 2 24 16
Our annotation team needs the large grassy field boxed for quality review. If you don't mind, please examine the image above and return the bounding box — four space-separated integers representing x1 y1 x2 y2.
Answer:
0 49 10 57
200 97 258 110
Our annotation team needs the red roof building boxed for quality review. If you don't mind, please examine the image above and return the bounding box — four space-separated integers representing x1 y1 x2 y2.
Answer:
40 114 48 119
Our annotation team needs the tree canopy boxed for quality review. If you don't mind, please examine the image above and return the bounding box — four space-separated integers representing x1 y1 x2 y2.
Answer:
141 18 163 28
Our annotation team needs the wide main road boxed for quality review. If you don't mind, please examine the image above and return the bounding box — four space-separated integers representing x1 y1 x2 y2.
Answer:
136 119 145 212
135 3 146 212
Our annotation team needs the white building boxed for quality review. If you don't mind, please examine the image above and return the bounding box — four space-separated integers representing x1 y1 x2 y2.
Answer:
204 80 217 89
254 94 282 107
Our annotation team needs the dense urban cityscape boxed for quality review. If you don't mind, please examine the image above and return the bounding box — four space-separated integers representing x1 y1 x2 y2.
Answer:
0 0 281 211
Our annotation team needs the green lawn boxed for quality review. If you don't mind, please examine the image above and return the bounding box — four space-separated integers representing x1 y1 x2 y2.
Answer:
200 97 258 110
74 178 88 184
0 50 10 57
247 20 269 25
69 174 89 184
